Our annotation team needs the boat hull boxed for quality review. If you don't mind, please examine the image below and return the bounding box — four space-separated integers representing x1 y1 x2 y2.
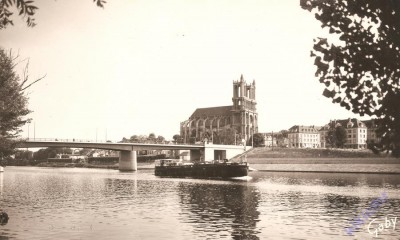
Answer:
155 163 248 179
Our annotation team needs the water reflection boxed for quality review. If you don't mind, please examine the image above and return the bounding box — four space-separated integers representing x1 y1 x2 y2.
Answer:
104 177 137 197
178 182 261 239
251 171 400 199
0 167 399 239
324 192 400 238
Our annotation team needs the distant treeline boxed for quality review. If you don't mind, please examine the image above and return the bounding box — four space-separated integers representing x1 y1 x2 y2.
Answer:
7 154 169 166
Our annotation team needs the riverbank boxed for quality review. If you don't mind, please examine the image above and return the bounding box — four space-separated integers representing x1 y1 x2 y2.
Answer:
248 162 400 174
245 148 400 174
9 155 166 170
34 162 155 170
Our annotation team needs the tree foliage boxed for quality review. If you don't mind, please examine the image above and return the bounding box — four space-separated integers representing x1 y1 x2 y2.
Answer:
120 133 166 144
172 134 181 143
249 133 264 147
0 48 32 158
335 126 348 148
156 135 165 143
129 135 138 142
148 133 156 140
14 149 32 160
33 147 72 160
79 148 92 156
0 0 106 29
279 130 288 138
301 0 400 156
327 125 348 148
326 128 336 148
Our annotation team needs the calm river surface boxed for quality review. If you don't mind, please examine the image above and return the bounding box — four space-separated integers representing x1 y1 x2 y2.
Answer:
0 167 399 239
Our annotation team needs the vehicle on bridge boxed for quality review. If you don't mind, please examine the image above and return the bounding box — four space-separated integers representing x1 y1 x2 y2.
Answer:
154 159 248 179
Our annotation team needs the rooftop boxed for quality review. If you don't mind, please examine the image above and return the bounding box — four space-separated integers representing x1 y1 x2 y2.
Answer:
288 125 320 133
190 106 232 119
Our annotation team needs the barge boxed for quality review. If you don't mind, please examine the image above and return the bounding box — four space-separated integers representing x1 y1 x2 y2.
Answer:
154 159 248 179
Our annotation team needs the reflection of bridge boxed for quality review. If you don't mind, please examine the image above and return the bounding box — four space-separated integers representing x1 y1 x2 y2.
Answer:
18 139 250 171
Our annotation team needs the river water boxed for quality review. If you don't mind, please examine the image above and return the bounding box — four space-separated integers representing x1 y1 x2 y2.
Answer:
0 167 399 239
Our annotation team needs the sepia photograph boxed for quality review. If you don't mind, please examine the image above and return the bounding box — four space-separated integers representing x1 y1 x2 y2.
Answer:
0 0 399 239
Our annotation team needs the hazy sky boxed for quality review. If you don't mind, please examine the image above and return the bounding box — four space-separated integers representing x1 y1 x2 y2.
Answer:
1 0 366 141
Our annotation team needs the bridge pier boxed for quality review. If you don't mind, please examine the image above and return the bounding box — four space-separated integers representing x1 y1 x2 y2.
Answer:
119 150 137 171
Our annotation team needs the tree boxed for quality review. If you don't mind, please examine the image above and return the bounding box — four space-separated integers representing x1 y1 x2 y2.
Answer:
0 49 44 159
301 0 400 157
0 49 32 159
250 133 264 147
137 135 147 143
326 128 337 148
335 126 348 148
156 135 165 143
33 147 72 160
14 149 32 160
173 134 180 143
79 148 92 156
148 133 156 143
0 0 106 29
279 130 288 138
129 135 139 142
274 130 289 147
326 125 348 148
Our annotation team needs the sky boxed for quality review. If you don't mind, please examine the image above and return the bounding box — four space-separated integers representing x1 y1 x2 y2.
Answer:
0 0 367 142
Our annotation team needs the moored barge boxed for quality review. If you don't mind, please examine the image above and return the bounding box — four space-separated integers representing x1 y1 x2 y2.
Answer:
155 159 248 179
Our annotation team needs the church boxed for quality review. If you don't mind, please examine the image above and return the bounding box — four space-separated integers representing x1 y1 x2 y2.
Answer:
180 75 258 144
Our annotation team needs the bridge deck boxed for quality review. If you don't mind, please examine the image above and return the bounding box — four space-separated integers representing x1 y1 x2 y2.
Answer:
18 139 204 151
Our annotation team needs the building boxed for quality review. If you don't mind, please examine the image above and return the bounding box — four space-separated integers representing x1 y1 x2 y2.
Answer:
92 150 119 157
260 133 277 147
180 75 258 144
276 134 289 148
288 125 321 148
321 118 368 149
260 132 289 147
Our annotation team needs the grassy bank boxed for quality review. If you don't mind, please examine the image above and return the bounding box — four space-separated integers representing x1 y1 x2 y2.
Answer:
245 147 400 173
247 158 400 164
249 163 400 174
247 147 392 159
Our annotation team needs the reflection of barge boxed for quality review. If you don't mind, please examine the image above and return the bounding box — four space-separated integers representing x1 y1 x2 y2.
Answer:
155 159 248 178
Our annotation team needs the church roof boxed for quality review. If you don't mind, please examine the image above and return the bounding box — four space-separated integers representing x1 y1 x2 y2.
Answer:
190 106 232 119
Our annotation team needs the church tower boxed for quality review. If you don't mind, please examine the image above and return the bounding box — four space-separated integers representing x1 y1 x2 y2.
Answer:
232 75 258 142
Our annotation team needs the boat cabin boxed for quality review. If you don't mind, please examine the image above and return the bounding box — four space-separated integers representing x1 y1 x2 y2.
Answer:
155 159 194 167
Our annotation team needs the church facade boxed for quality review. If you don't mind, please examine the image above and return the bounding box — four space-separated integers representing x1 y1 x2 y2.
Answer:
180 75 258 144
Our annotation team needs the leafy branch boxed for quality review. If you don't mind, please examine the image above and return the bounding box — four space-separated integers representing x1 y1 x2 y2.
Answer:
0 0 106 29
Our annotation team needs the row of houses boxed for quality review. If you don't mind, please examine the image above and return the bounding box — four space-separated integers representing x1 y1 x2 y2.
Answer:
261 118 380 149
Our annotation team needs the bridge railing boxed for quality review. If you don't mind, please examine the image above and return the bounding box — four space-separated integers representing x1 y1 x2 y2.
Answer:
22 138 115 143
21 138 203 146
